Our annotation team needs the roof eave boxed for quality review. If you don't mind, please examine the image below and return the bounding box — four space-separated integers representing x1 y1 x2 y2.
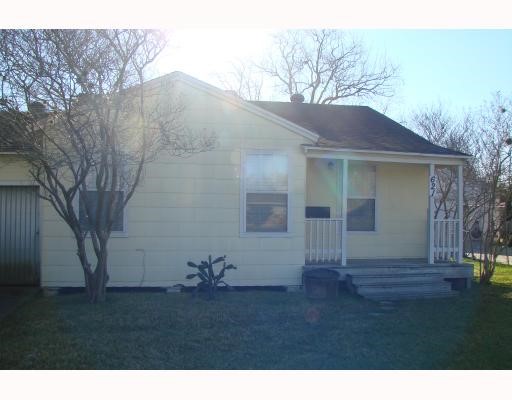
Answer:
302 145 471 165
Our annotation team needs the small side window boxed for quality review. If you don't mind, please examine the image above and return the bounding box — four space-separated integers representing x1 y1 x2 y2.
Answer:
347 164 376 232
79 190 125 232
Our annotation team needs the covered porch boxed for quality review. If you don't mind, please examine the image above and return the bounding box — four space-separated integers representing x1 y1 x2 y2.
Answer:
303 147 466 268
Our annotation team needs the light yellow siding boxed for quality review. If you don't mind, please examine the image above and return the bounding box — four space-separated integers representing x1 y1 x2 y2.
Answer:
1 78 435 288
349 163 428 258
0 156 33 181
1 81 314 287
306 160 429 259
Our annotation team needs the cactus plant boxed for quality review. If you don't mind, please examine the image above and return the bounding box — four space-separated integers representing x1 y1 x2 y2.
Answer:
186 255 237 299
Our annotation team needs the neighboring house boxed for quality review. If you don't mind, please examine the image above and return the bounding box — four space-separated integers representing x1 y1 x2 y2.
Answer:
462 181 510 254
0 72 473 299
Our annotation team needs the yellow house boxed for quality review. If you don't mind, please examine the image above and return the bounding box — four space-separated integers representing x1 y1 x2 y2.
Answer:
0 72 473 300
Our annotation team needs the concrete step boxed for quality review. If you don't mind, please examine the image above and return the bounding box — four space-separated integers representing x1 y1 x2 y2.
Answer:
357 281 452 293
345 268 459 300
347 272 444 286
356 281 456 301
304 263 471 300
363 289 459 301
334 266 473 282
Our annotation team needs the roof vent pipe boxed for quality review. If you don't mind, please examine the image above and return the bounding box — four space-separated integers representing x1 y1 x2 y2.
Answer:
290 93 305 103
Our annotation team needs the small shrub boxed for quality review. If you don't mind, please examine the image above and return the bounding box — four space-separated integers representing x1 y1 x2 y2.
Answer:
186 255 237 299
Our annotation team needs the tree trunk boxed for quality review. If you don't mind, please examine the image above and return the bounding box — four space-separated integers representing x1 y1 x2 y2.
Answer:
84 247 109 303
480 258 491 284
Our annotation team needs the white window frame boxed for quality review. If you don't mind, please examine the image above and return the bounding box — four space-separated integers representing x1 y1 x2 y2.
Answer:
73 189 129 238
240 149 292 237
347 163 378 233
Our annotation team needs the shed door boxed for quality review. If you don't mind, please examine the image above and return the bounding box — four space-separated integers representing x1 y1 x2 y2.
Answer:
0 186 40 285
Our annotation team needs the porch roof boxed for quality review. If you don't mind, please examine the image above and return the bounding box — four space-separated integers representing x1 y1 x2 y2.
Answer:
250 101 469 157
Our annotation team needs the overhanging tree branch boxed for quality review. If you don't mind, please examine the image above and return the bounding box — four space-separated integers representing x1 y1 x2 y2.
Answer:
0 29 215 303
258 30 399 104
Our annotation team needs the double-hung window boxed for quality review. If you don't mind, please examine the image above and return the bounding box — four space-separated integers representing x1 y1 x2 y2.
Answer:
78 190 125 233
347 164 376 232
242 151 289 234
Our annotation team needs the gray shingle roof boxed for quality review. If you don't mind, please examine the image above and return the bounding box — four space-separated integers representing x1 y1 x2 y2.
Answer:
250 101 468 157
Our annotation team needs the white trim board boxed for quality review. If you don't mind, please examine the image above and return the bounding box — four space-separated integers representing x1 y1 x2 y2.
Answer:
303 146 469 166
0 180 37 186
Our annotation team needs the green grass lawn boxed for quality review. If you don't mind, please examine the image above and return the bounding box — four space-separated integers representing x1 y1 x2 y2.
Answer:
1 261 511 369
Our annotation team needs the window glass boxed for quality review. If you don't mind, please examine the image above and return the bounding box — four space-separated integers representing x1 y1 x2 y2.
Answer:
245 154 288 191
348 164 376 198
244 152 288 233
347 199 375 231
347 164 376 231
79 190 124 232
246 193 288 232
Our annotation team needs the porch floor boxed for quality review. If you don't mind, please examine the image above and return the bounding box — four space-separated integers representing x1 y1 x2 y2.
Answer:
303 258 473 285
347 258 429 266
306 257 469 267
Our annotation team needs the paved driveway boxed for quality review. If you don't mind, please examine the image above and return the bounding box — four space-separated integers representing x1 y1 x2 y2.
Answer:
470 253 512 265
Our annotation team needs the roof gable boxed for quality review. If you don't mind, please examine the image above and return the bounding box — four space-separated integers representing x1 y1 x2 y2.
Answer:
146 72 319 143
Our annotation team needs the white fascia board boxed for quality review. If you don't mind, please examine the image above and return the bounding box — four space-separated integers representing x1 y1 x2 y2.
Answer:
302 145 470 166
164 71 319 143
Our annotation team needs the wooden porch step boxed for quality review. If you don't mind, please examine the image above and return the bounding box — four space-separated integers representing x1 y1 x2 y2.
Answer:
347 272 444 286
313 264 473 281
360 288 459 301
346 271 459 301
356 282 456 301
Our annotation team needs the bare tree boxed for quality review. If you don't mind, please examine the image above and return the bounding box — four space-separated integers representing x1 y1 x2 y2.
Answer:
411 97 512 283
0 30 214 302
410 104 479 217
216 60 263 101
257 30 398 104
474 93 512 283
409 104 501 263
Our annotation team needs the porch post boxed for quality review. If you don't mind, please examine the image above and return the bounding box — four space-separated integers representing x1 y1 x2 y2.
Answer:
341 159 348 266
428 164 435 264
457 164 464 263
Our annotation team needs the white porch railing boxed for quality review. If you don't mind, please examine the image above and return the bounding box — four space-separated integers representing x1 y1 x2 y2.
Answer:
305 218 343 264
434 219 461 262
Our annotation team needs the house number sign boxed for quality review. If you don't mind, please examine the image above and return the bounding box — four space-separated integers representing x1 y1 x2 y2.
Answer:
429 175 436 197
